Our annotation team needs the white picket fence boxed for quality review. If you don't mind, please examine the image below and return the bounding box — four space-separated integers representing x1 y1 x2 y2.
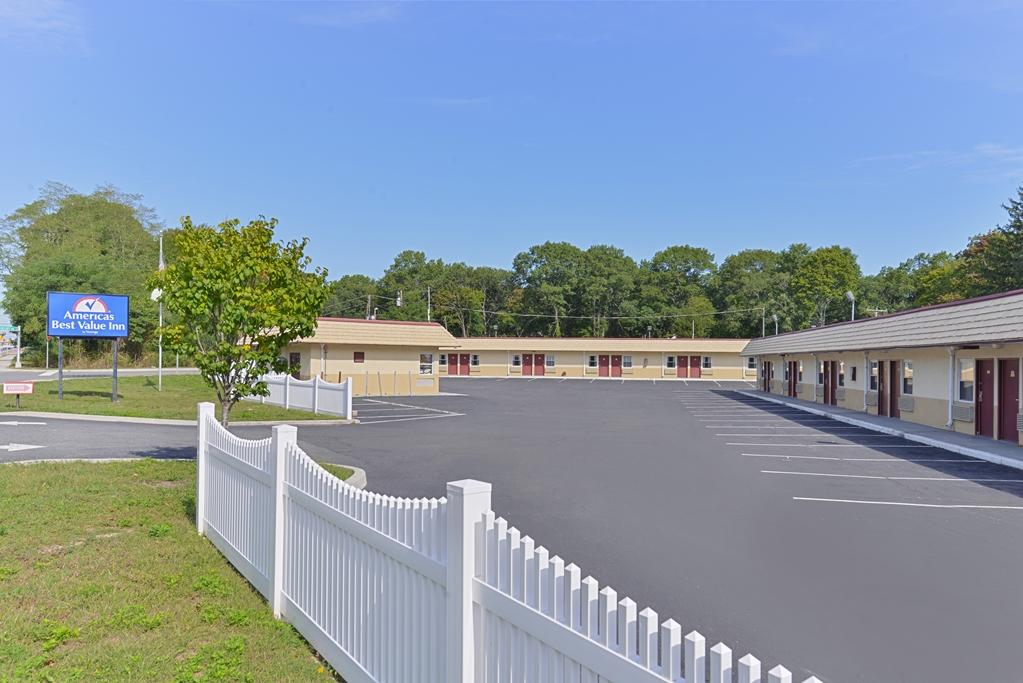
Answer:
246 373 353 419
196 402 816 683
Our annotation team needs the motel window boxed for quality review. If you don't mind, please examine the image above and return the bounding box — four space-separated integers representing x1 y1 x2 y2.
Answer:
839 362 845 387
588 355 598 368
798 362 803 382
783 363 790 381
623 355 633 369
958 359 975 402
869 361 879 391
902 361 913 395
851 366 857 382
702 356 712 369
512 355 522 367
439 354 447 366
546 355 555 367
353 351 365 364
769 363 775 379
471 354 480 367
419 353 433 375
747 357 756 369
817 361 824 385
666 356 676 369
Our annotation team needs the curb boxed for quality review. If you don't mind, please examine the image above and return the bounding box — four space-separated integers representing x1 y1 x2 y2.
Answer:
0 411 354 427
736 390 1023 472
341 465 368 490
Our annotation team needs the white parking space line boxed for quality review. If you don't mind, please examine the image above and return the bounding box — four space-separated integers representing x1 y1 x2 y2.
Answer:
359 414 462 425
793 497 1023 510
714 431 868 436
726 442 932 448
361 398 460 415
762 470 1023 483
742 453 981 463
355 407 431 412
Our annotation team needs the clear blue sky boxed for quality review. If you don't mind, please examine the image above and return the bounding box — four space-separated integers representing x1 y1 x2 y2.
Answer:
2 1 1021 279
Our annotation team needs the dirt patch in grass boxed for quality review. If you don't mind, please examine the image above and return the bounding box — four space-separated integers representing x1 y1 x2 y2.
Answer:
0 459 342 681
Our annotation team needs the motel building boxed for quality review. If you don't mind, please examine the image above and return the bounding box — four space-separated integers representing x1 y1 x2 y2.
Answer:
283 317 460 396
439 337 756 381
743 289 1023 447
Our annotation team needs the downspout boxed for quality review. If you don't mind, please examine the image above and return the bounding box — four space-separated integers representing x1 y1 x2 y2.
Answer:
812 352 818 402
946 346 956 428
863 352 869 412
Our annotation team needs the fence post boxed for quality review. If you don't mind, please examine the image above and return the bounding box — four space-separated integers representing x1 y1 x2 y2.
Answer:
196 402 215 536
271 423 297 618
284 374 291 409
344 377 353 420
312 376 320 415
446 479 492 683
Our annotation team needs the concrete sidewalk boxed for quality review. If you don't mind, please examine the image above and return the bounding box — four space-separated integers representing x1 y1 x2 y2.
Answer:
737 389 1023 471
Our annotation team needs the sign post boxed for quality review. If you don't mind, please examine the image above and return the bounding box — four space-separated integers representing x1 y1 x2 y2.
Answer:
46 292 130 403
3 382 34 409
112 338 119 402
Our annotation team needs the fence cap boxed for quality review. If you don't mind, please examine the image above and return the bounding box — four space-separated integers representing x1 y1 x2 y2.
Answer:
446 479 492 496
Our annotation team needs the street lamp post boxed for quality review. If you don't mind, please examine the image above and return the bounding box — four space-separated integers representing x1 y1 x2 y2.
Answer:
772 314 779 335
845 290 856 321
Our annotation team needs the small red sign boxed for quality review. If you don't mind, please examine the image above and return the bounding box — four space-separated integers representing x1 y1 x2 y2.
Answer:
3 382 34 395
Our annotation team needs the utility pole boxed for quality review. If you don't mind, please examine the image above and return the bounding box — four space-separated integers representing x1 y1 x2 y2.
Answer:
158 231 165 391
427 286 432 322
691 320 695 339
365 294 372 320
761 308 766 337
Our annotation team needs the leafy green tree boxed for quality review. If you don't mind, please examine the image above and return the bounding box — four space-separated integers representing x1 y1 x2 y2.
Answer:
1 183 160 358
324 274 377 318
151 217 327 425
513 242 586 336
790 245 861 327
960 186 1023 296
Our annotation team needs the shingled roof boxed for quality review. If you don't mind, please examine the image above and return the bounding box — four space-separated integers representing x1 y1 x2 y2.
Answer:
743 289 1023 355
298 318 460 347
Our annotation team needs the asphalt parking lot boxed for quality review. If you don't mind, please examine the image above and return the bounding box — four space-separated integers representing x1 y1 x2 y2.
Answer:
6 378 1023 681
273 378 1023 683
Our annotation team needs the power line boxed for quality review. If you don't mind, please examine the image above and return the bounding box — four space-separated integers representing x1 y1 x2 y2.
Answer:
429 302 765 321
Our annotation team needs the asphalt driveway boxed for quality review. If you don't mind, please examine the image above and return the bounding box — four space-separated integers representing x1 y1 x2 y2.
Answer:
6 377 1023 681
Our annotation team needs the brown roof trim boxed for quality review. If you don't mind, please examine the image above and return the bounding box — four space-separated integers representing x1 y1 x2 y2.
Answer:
454 336 752 342
316 316 445 328
765 288 1023 341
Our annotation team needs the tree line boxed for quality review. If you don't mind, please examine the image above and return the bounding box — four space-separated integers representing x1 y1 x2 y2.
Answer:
326 185 1023 338
2 183 1022 361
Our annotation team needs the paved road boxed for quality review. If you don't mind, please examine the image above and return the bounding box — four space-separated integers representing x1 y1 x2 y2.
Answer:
5 378 1023 681
0 367 198 383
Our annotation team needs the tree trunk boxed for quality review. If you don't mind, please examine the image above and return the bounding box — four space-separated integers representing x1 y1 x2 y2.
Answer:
220 398 232 427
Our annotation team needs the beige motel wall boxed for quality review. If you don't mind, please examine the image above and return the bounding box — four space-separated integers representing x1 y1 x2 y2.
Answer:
757 343 1023 447
285 342 443 396
441 338 756 381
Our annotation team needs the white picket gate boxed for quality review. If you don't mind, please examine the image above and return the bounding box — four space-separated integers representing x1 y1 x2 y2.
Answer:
196 402 815 683
246 373 353 419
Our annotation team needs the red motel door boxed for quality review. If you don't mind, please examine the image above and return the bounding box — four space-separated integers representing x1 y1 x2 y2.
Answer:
611 355 622 377
459 354 470 376
677 356 688 378
446 355 457 375
534 354 545 376
598 355 610 377
689 356 701 379
522 353 533 376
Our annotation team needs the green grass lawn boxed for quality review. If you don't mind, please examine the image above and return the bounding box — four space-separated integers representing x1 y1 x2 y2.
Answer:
0 375 339 422
0 459 346 682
